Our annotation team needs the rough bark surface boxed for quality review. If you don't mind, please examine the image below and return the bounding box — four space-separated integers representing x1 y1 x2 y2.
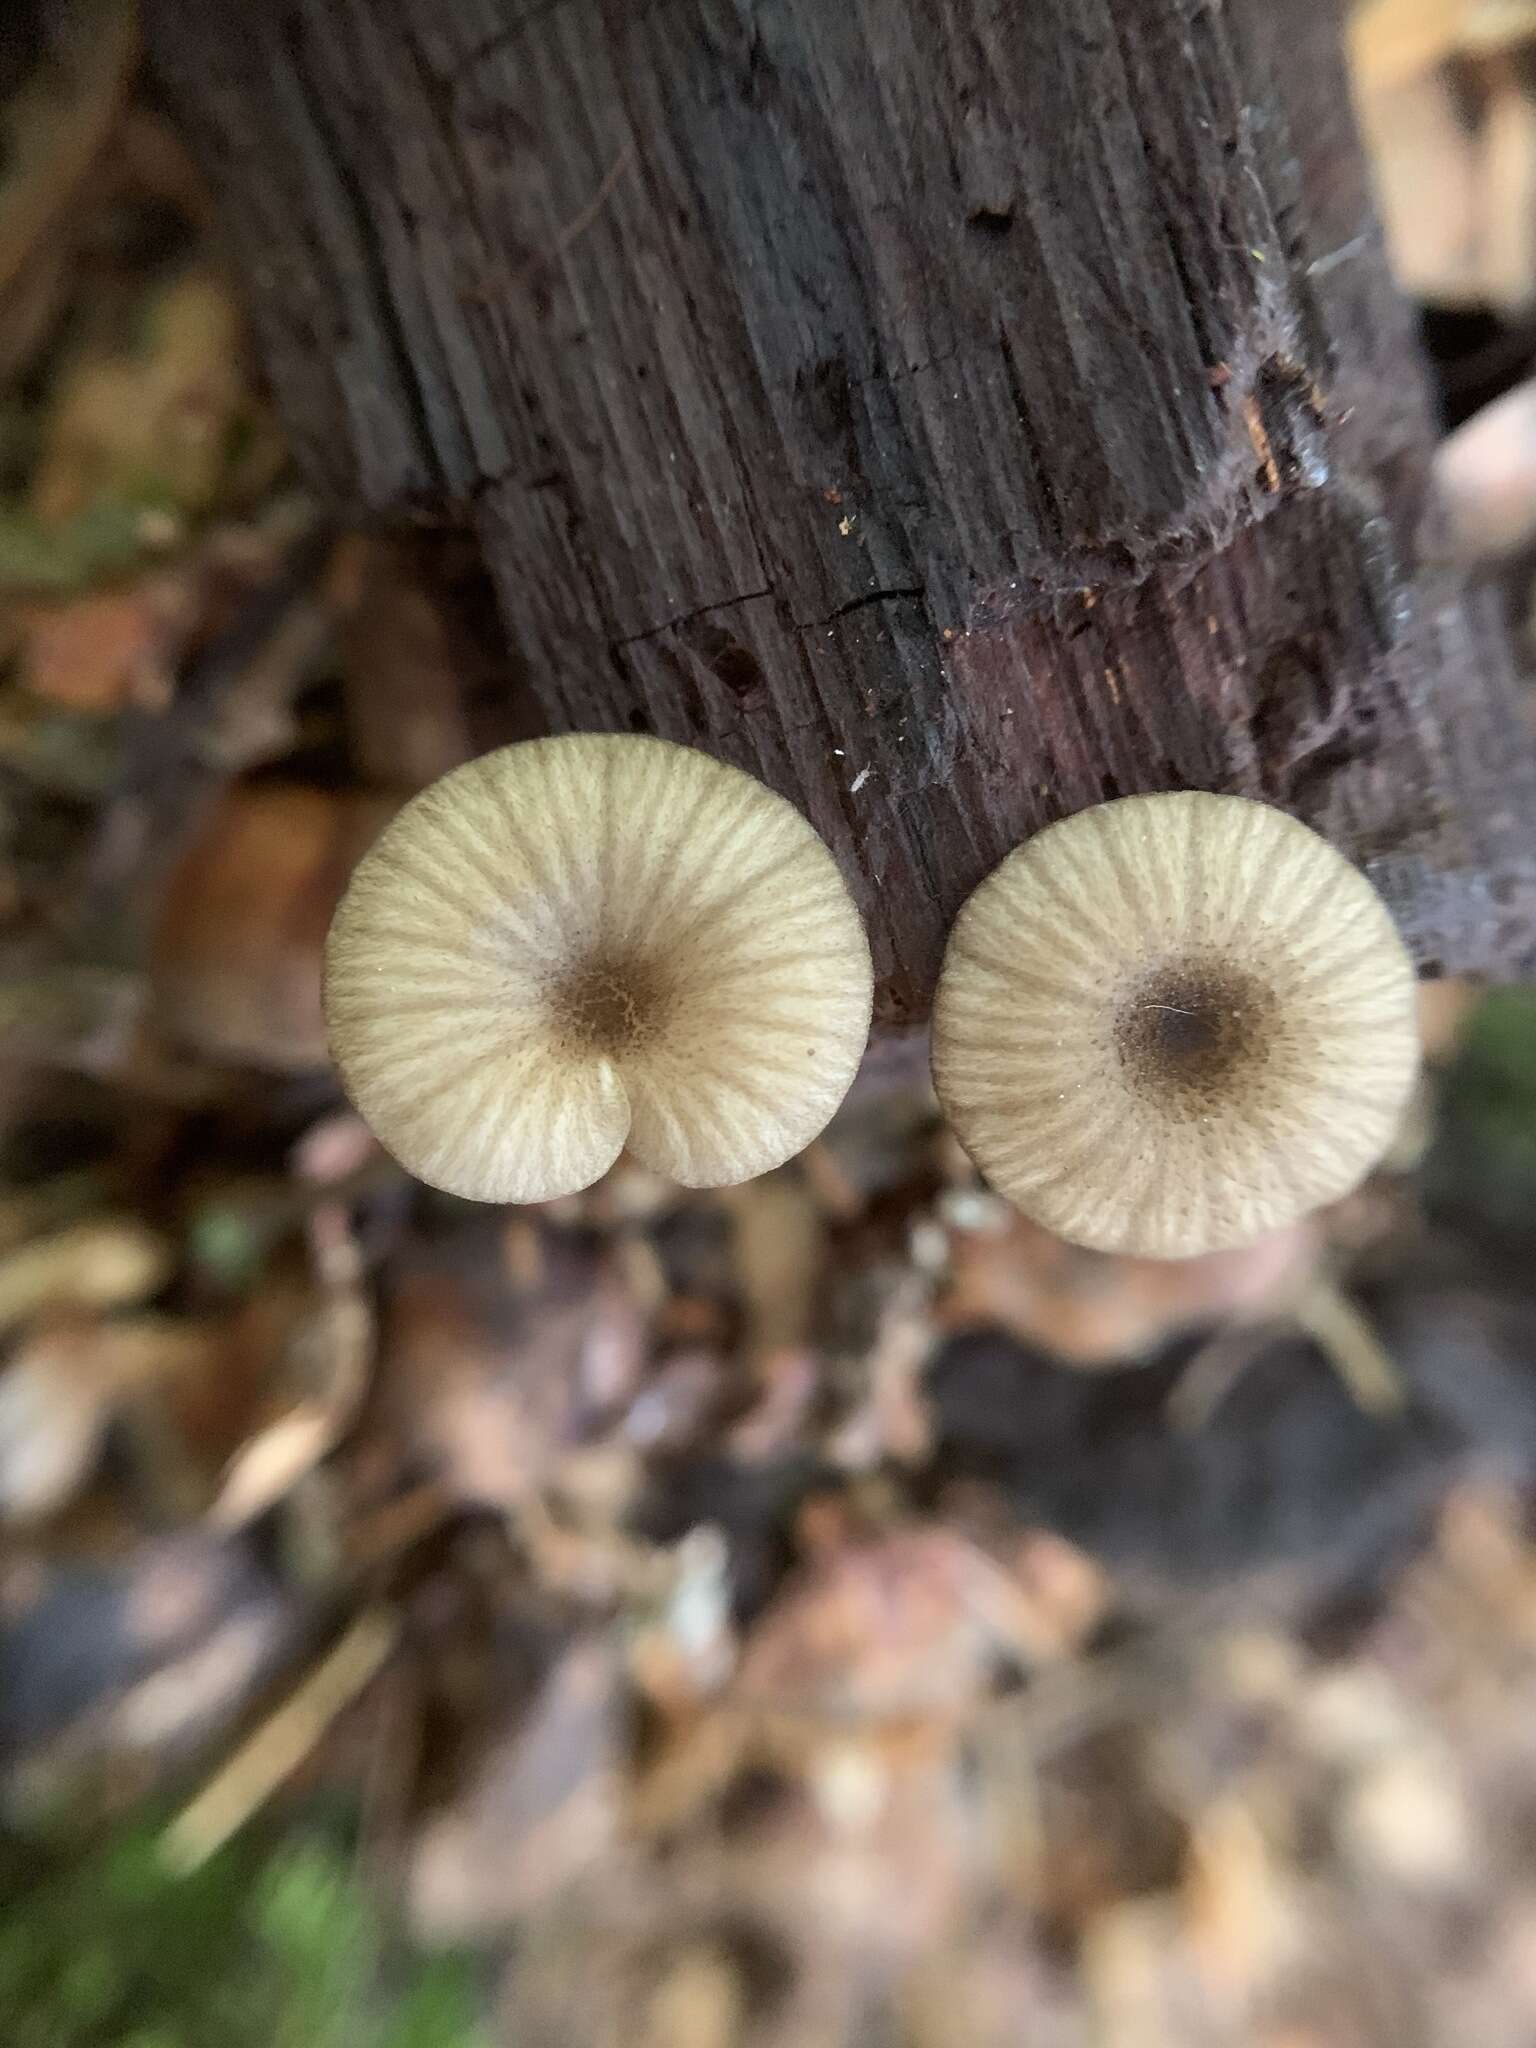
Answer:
145 0 1536 1024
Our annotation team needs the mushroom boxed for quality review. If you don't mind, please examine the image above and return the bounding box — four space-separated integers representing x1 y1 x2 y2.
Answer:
324 734 873 1203
931 792 1419 1258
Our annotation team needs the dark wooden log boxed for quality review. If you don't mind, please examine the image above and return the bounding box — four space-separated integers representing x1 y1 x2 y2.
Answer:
144 0 1536 1025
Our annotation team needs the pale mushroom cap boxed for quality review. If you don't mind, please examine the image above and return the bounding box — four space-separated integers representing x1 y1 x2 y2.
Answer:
325 735 873 1203
932 792 1420 1258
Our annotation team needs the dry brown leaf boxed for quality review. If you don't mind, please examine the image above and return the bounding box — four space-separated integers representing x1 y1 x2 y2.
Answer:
1427 1482 1536 1652
157 1265 315 1476
0 1216 173 1332
1357 70 1483 303
1353 0 1536 75
152 783 396 1069
0 1315 218 1520
1078 1899 1190 2048
1478 67 1536 311
1351 0 1471 91
733 1527 1047 1722
1180 1798 1298 2006
0 1173 110 1256
14 582 185 714
939 1207 1317 1368
1355 7 1536 310
1009 1530 1110 1661
900 1938 1072 2048
1462 0 1536 51
634 1947 746 2048
389 1230 647 1520
208 1396 343 1533
209 1273 372 1530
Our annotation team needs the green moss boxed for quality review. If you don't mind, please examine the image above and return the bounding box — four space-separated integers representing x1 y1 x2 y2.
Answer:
1427 986 1536 1243
0 497 180 595
0 1822 490 2048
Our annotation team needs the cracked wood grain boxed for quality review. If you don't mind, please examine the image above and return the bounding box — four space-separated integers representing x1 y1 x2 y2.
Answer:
145 0 1536 1024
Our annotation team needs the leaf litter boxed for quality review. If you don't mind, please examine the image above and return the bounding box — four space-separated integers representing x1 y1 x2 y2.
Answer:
4 8 1536 2045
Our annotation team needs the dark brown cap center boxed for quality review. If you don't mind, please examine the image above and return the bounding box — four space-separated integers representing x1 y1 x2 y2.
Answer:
1114 960 1271 1101
549 950 672 1056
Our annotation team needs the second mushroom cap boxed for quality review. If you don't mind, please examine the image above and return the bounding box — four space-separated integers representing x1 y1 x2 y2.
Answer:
931 791 1420 1258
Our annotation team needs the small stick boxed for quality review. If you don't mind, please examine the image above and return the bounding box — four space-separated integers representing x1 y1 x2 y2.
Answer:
1166 1323 1275 1433
1293 1277 1405 1417
1169 1278 1404 1430
161 1606 398 1873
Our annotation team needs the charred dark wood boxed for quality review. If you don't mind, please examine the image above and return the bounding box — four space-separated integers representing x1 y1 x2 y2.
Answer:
144 0 1536 1024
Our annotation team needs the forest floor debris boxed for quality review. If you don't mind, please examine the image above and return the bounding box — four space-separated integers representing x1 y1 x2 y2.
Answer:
4 6 1536 2044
